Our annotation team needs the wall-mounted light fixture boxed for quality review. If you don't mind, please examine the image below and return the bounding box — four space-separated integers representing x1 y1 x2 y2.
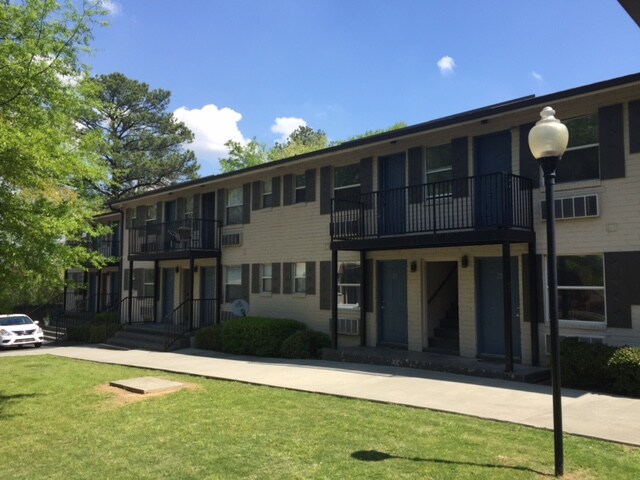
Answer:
410 261 417 272
175 266 180 273
461 255 469 268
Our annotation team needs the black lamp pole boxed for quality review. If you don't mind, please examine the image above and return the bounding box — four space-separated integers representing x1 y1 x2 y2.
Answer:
540 156 564 477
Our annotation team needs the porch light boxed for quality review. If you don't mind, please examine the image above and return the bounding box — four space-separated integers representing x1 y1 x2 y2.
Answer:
528 106 568 478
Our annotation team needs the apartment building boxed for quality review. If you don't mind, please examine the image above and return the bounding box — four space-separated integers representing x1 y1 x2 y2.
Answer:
105 72 640 368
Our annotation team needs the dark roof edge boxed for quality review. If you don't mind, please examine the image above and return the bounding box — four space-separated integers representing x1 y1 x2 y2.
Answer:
112 71 640 207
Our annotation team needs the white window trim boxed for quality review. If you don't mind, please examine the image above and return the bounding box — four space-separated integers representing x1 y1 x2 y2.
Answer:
226 187 243 225
294 262 306 295
338 262 361 310
146 205 157 222
261 264 272 293
225 265 242 302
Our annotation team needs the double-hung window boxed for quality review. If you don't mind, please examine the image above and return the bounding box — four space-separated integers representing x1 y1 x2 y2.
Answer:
225 266 242 302
555 113 599 184
143 269 155 297
295 174 306 203
334 164 360 210
146 205 157 224
425 144 453 197
556 255 605 323
261 264 272 293
262 180 273 208
185 197 194 220
294 263 306 294
226 187 243 225
338 262 361 309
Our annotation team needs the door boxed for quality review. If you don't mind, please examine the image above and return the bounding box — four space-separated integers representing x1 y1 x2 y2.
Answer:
161 268 175 322
202 192 215 249
378 153 406 235
378 260 408 346
200 266 216 326
474 131 511 227
164 200 177 250
476 257 521 358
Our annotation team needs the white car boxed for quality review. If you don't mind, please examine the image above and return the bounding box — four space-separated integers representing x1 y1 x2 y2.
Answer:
0 314 44 348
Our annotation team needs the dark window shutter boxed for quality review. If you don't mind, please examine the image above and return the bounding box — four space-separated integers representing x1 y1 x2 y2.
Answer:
360 157 373 194
305 169 316 202
155 202 162 224
242 183 251 224
282 262 293 294
599 104 625 180
519 123 540 187
241 264 250 301
252 181 261 211
217 188 226 223
605 251 640 328
134 206 145 227
408 147 424 204
272 176 281 207
319 261 331 310
522 254 532 323
283 174 293 206
630 100 640 154
451 137 469 197
536 255 545 323
251 263 260 294
320 166 332 215
272 262 281 294
123 269 130 291
177 197 186 220
306 261 316 295
126 208 133 228
365 259 374 313
193 194 201 219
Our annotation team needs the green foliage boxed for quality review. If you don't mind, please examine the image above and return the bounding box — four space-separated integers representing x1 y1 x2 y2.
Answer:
560 338 616 390
269 125 329 161
78 72 199 203
608 347 640 397
219 138 269 173
66 321 115 344
341 121 408 142
0 0 109 310
280 329 331 359
194 324 223 351
221 316 306 357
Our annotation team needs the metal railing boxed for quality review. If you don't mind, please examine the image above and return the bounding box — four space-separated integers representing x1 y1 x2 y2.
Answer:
162 298 217 350
87 238 120 259
331 172 533 241
129 218 221 256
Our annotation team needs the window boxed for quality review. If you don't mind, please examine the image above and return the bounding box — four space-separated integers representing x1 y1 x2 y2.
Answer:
555 113 599 184
338 262 361 309
334 164 360 210
225 266 242 302
295 174 306 203
185 197 194 220
261 264 272 293
146 205 157 223
262 180 273 208
226 187 243 225
556 255 605 323
143 269 155 297
294 262 306 294
426 144 453 196
128 208 137 228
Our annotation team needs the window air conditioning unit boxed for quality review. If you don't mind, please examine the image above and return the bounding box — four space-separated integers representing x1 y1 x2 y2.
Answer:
338 318 359 336
222 232 242 247
541 194 599 220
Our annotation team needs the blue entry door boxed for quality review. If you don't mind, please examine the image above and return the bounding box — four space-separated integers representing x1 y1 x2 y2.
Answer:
474 131 511 227
161 268 175 322
378 153 406 235
378 260 408 346
476 257 521 357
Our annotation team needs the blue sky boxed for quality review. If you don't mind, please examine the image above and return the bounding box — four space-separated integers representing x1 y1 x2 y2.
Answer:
92 1 640 176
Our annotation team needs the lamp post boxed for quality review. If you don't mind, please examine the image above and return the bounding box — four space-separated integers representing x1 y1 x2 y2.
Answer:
528 106 569 477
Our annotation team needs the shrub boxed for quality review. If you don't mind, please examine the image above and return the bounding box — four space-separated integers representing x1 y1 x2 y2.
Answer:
560 338 616 390
95 311 119 323
281 330 331 359
221 316 306 357
66 323 113 343
608 347 640 397
194 324 223 351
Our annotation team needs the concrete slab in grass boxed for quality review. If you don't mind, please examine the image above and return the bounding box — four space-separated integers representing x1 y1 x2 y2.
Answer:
110 377 184 395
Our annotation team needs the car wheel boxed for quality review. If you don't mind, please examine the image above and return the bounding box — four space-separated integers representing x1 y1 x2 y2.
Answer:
34 343 42 348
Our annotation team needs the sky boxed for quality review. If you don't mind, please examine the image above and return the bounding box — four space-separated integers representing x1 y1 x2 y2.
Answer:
90 1 640 176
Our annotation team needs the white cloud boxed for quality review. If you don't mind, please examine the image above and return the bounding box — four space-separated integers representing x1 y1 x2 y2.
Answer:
437 56 456 76
100 0 122 16
271 117 307 143
173 104 247 170
531 71 543 81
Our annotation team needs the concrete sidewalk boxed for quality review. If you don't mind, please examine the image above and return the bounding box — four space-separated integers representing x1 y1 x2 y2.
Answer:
4 345 640 446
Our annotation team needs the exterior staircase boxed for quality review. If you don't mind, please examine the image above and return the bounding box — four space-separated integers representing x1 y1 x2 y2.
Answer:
428 304 460 354
103 323 189 351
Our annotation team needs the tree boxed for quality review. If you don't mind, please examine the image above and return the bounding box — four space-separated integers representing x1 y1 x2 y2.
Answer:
219 138 269 173
269 126 328 160
341 122 408 142
0 0 109 309
78 72 199 203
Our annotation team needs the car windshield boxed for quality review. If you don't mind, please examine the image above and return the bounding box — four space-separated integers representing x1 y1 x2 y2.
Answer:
0 316 34 326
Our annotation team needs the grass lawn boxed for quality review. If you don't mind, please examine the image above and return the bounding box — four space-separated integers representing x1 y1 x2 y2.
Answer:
1 355 638 480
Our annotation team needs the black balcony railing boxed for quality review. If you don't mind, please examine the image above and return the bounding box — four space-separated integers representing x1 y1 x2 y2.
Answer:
129 218 221 256
331 172 533 241
162 298 217 350
87 238 120 258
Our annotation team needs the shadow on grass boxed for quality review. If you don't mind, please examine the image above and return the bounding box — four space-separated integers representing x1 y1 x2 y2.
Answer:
0 392 41 417
351 450 552 476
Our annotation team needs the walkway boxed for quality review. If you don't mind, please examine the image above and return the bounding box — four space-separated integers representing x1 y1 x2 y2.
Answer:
4 345 640 446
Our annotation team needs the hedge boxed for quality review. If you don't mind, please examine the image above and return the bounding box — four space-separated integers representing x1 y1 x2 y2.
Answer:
220 316 307 357
280 330 331 359
560 338 640 398
193 324 223 351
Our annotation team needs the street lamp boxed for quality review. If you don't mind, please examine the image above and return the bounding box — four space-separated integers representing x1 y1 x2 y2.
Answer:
528 106 569 477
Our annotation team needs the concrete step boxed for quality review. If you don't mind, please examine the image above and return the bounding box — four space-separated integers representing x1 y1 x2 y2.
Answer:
428 336 460 352
433 326 459 339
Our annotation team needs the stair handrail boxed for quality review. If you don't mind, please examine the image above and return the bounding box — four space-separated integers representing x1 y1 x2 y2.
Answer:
162 299 192 351
427 265 458 305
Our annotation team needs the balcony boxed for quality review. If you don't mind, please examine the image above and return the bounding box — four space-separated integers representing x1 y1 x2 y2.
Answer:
129 218 221 259
331 172 534 250
87 238 121 259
